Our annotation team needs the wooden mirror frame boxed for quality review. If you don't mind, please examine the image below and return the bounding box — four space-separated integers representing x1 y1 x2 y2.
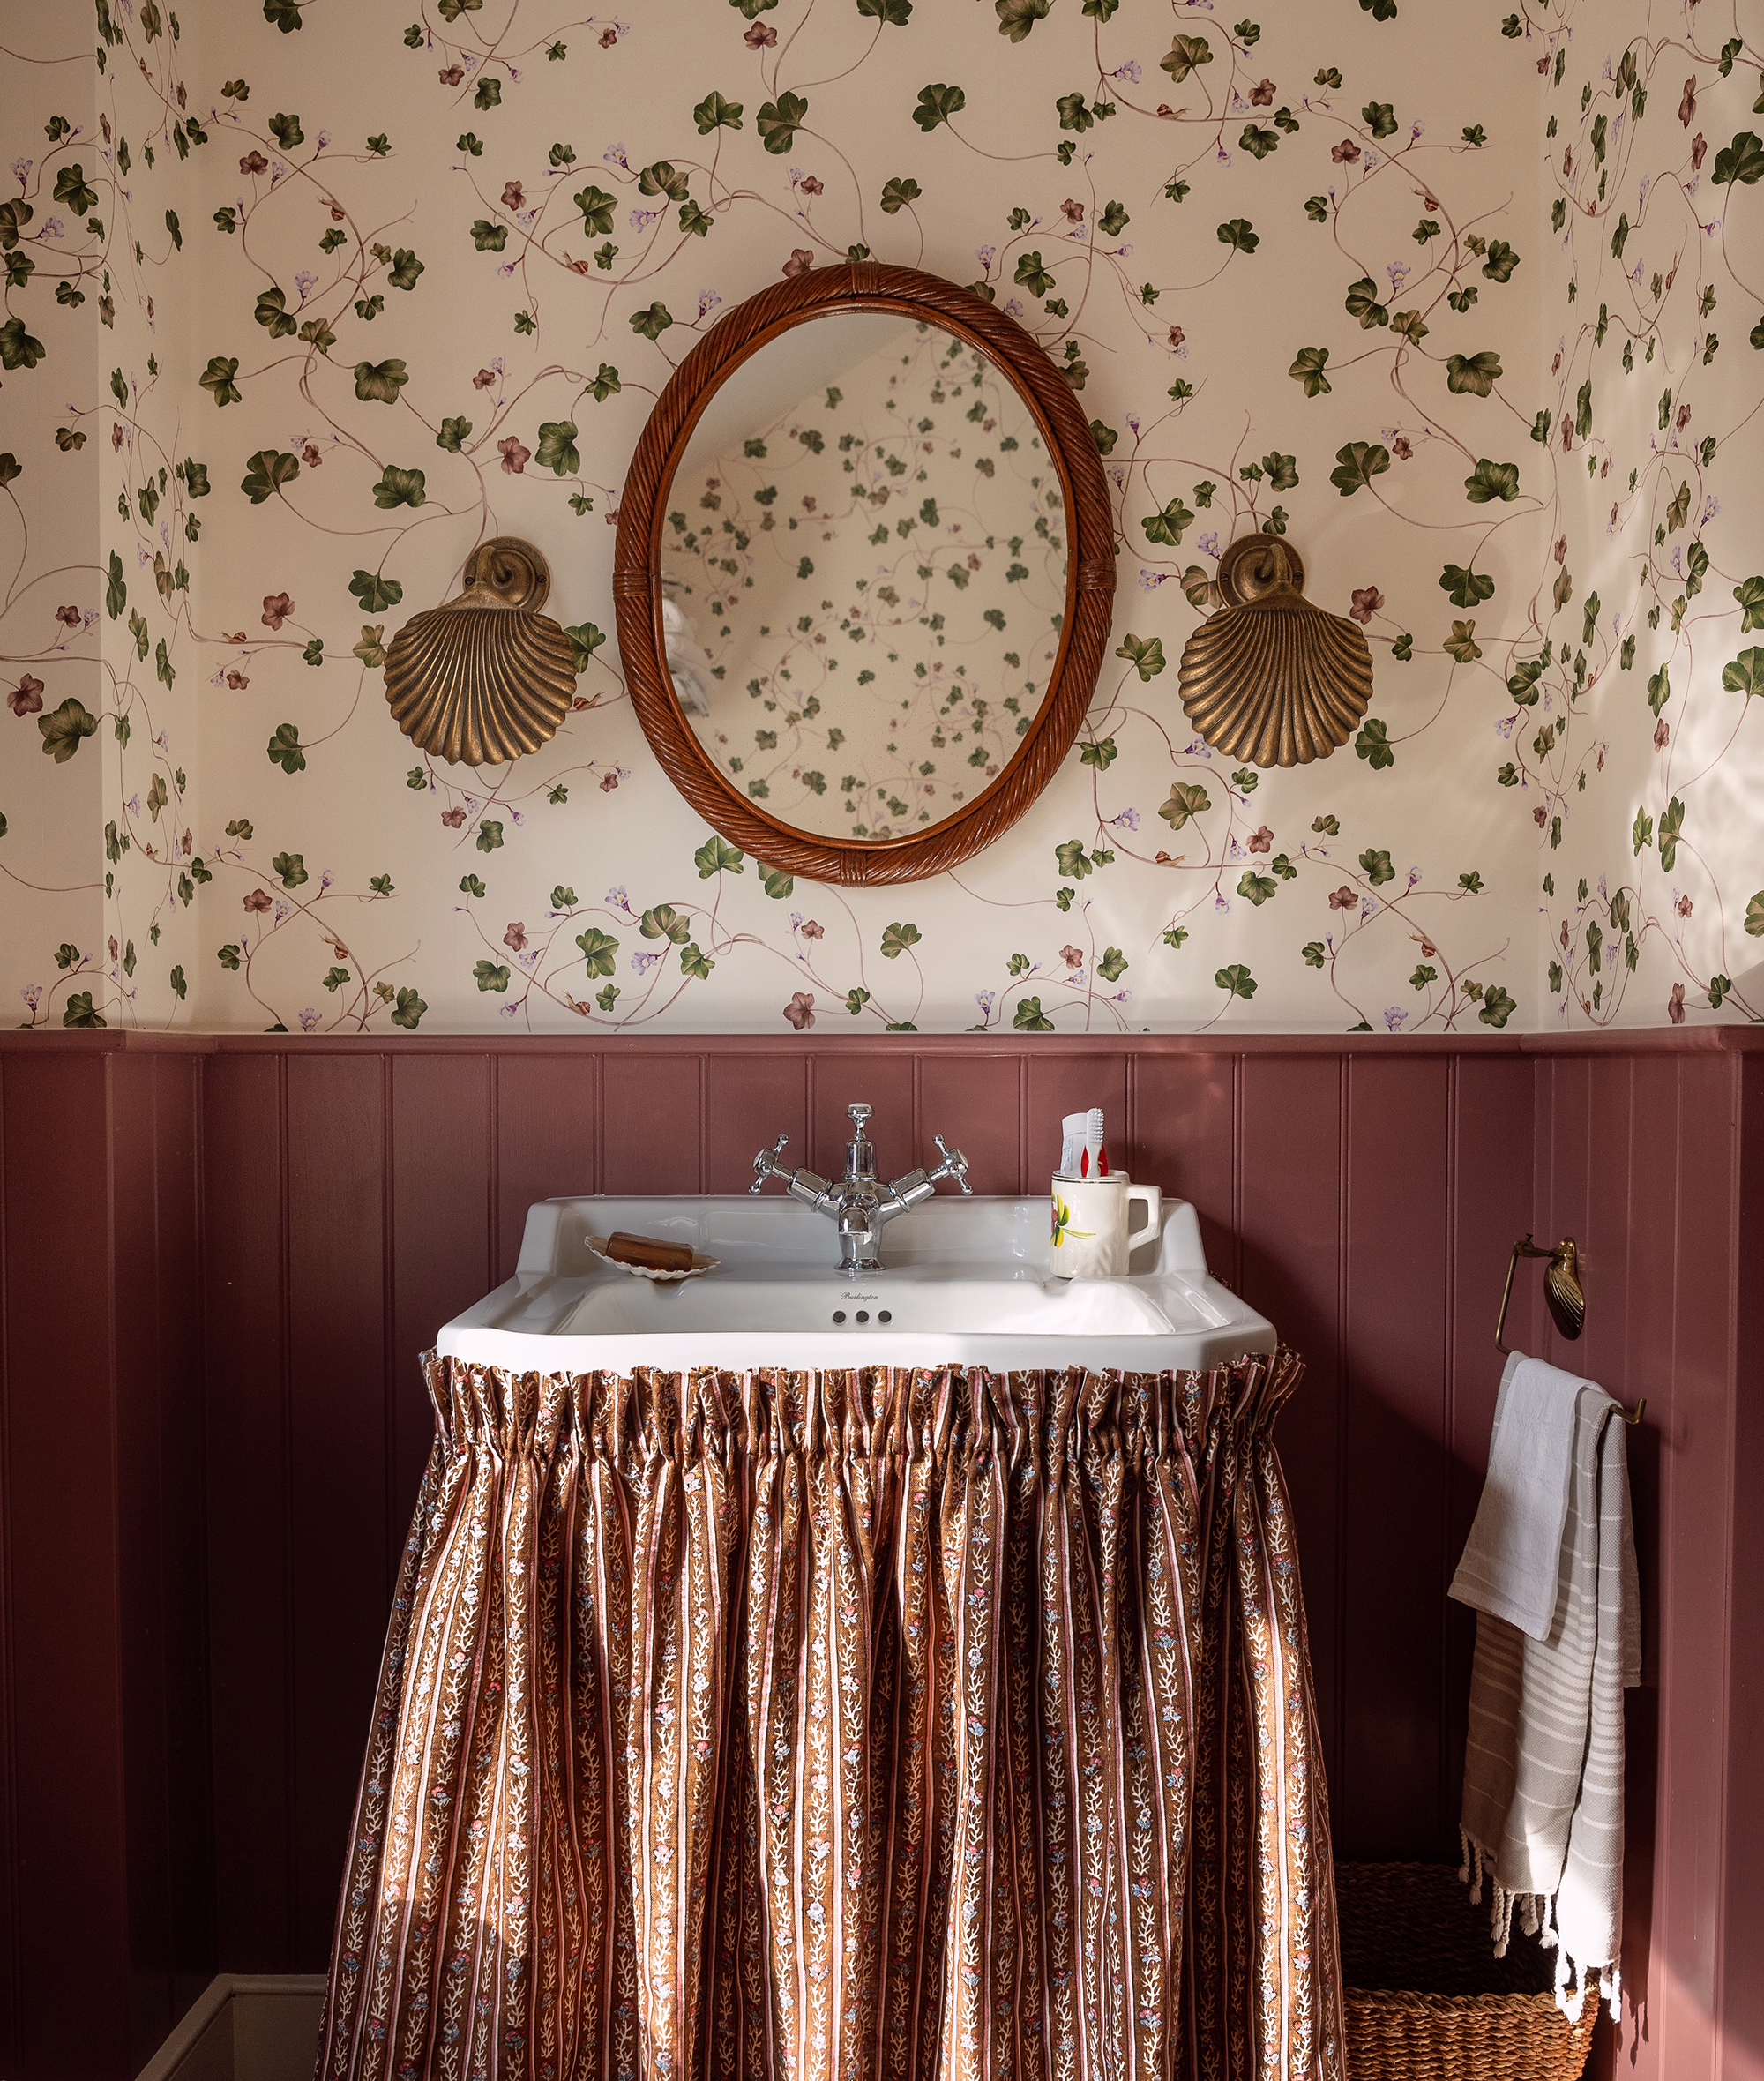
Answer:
614 261 1117 886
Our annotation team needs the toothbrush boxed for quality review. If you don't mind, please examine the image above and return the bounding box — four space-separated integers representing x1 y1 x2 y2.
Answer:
1081 1107 1109 1178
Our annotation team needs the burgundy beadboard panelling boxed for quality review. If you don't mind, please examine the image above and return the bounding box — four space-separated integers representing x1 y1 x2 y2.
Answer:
495 1052 601 1278
0 1027 1758 2081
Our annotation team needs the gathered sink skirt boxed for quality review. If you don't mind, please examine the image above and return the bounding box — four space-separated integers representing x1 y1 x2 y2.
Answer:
316 1352 1343 2081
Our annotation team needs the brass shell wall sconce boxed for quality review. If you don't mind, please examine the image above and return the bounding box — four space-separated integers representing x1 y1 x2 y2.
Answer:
1177 533 1374 767
384 536 577 766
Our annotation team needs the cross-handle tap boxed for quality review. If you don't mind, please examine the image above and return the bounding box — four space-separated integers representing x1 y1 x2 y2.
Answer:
751 1133 795 1194
928 1133 973 1194
747 1102 972 1272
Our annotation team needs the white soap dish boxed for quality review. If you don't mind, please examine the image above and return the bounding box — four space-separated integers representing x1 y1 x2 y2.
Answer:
585 1236 720 1284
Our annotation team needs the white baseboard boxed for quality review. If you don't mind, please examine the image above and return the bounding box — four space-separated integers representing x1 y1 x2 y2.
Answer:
136 1976 326 2081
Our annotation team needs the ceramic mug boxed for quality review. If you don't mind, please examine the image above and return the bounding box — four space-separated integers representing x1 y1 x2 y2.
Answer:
1049 1175 1162 1278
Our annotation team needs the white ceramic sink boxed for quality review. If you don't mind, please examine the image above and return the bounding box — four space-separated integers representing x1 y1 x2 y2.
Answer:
437 1194 1274 1374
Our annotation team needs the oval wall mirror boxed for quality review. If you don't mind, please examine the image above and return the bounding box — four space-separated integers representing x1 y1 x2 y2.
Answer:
614 263 1115 886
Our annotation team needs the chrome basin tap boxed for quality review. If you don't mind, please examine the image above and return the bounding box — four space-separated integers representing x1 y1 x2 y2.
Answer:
751 1101 971 1274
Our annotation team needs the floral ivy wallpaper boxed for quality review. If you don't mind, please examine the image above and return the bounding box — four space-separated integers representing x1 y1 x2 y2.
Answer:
1 0 1757 1036
664 319 1068 842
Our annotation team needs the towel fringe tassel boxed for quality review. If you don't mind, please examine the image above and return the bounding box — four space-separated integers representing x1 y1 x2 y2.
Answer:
1458 1830 1621 2023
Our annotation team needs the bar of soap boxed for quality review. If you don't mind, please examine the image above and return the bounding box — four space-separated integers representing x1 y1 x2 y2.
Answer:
604 1231 695 1273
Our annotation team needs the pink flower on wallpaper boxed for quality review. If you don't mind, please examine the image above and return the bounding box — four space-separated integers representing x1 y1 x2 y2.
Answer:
240 151 268 176
1678 79 1696 127
1668 984 1686 1025
109 936 118 961
799 919 824 939
1655 718 1670 749
1691 132 1708 170
1060 198 1085 223
599 25 619 45
1553 536 1568 564
599 771 618 791
472 367 497 390
1391 436 1413 460
261 593 295 630
1676 402 1692 430
797 175 823 197
438 64 464 86
8 675 44 715
1060 945 1084 968
226 670 250 690
1349 586 1384 625
801 494 817 513
744 20 775 44
1247 825 1274 853
1331 138 1361 163
1533 805 1548 827
782 248 815 277
243 889 273 914
504 922 527 952
1560 919 1571 950
782 992 815 1030
1249 79 1275 106
497 436 530 474
1536 53 1550 74
1562 148 1573 177
1327 887 1357 911
441 807 467 827
501 181 524 211
55 603 81 628
300 443 322 468
1167 325 1185 349
1677 895 1693 919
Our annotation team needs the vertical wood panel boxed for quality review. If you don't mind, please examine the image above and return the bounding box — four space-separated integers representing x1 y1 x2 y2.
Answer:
1340 1054 1452 1860
392 1054 493 1522
1237 1054 1343 1784
1 1053 131 2077
1130 1052 1236 1282
286 1054 388 1966
602 1053 702 1193
0 1058 11 2081
495 1052 599 1278
916 1052 1022 1194
1024 1052 1128 1186
203 1052 293 1972
704 1052 807 1193
810 1051 914 1179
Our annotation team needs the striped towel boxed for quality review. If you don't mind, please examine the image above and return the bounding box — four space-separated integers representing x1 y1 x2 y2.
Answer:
1449 1353 1641 2021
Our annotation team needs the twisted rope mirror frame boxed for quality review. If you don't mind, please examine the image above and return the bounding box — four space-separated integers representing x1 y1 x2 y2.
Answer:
614 262 1117 887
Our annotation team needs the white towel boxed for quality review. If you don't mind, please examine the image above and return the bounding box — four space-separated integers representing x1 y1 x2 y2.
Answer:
1452 1354 1641 2022
1449 1352 1581 1639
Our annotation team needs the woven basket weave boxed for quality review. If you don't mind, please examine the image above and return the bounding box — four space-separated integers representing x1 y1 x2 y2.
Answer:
1336 1863 1596 2081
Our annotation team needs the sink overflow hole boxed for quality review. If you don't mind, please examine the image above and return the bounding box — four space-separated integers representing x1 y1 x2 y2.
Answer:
856 1311 870 1323
832 1311 846 1324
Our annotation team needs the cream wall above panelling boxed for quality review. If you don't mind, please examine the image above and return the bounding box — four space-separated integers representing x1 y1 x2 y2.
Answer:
2 0 1758 1036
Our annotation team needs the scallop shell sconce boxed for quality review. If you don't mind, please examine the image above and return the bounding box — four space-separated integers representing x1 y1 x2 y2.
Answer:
383 536 577 766
1177 533 1374 767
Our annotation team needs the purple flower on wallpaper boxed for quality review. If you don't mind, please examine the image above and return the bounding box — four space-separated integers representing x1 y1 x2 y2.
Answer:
975 245 997 270
1004 299 1024 318
41 217 64 240
629 209 659 231
298 1007 321 1032
498 1001 521 1020
1111 60 1141 85
1702 495 1719 525
604 144 630 168
605 886 630 910
1110 807 1140 833
1383 1007 1408 1031
1140 565 1170 591
697 292 722 318
1197 532 1220 558
19 986 41 1014
1409 121 1426 141
631 950 659 974
1386 261 1410 293
295 270 318 298
10 159 31 183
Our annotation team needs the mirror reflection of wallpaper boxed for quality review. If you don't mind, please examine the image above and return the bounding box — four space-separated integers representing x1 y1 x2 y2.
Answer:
662 322 1066 843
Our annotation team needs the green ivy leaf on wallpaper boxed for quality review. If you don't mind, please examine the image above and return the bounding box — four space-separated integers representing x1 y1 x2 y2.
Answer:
271 850 307 889
1390 310 1429 345
1301 941 1326 968
761 865 794 898
1216 218 1259 253
575 928 618 977
638 161 690 201
1096 947 1129 982
1443 621 1483 663
353 358 408 403
1141 495 1193 546
881 921 923 958
695 92 744 134
1328 442 1389 495
913 83 965 131
0 318 47 371
474 960 511 992
679 942 715 980
1712 131 1763 186
995 0 1046 39
1116 634 1165 680
1161 34 1212 82
458 133 484 158
371 464 425 509
105 551 126 618
678 200 714 237
1013 996 1054 1031
879 176 922 215
1239 125 1279 159
1481 240 1520 281
757 91 808 153
1463 459 1519 504
436 416 472 452
1734 578 1764 633
695 835 744 877
1159 782 1210 830
349 569 404 612
303 637 325 665
475 820 504 854
474 78 502 111
641 904 691 944
1289 346 1331 396
1344 277 1388 329
1215 964 1257 999
1745 893 1764 939
1439 561 1498 607
298 318 337 353
1354 717 1394 769
61 992 106 1029
630 302 674 340
241 448 300 503
534 423 579 476
1358 848 1395 887
387 248 423 290
1361 101 1397 139
1445 350 1502 396
129 609 149 659
1723 648 1764 699
0 199 34 250
1530 409 1552 444
564 623 606 673
470 219 509 251
1080 737 1117 768
1237 872 1276 907
1013 251 1055 296
1477 985 1516 1029
267 112 303 150
1304 194 1328 222
266 723 306 774
38 697 98 762
51 163 99 214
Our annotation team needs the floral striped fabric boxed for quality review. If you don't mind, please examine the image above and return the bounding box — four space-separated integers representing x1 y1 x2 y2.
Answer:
315 1352 1342 2081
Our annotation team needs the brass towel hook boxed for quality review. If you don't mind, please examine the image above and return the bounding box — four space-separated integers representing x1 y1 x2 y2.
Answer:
1494 1233 1645 1424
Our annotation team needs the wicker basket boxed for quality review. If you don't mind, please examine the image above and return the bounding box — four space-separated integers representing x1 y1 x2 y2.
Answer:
1335 1862 1596 2081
